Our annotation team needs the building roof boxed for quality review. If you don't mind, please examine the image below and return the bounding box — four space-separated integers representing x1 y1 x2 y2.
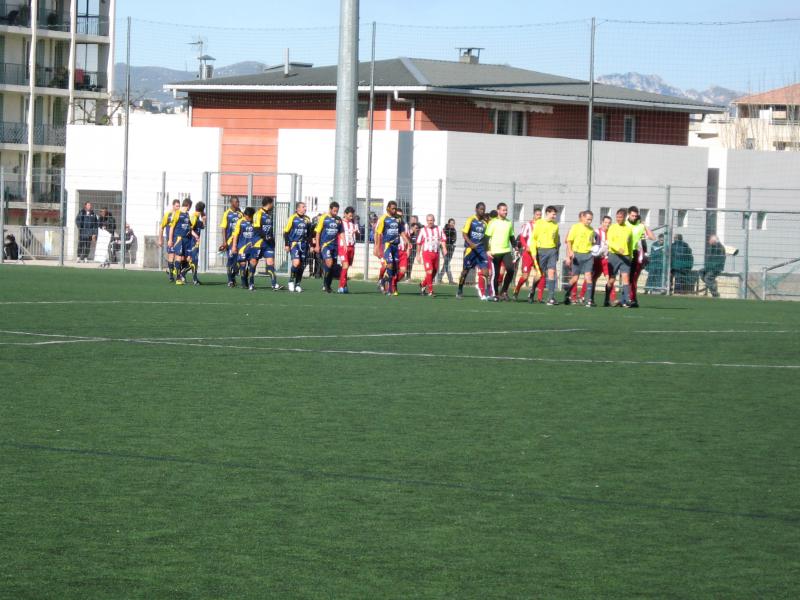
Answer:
733 83 800 106
166 57 724 113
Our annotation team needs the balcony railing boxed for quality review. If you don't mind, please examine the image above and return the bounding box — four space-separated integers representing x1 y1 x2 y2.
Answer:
0 62 28 86
33 124 66 146
76 14 109 36
35 65 70 89
0 121 27 144
39 10 70 32
74 69 106 92
0 3 32 27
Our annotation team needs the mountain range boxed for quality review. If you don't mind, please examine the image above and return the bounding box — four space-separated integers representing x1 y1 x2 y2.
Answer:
114 62 741 109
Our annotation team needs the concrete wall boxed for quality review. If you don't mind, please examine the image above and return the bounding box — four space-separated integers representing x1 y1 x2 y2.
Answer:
65 113 222 265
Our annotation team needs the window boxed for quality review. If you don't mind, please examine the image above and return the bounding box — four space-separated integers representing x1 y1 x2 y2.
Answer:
493 110 526 136
533 203 544 215
756 212 768 230
513 203 524 221
658 209 666 227
599 206 611 219
357 101 369 129
639 208 650 225
623 115 636 143
677 210 689 227
592 114 606 141
744 138 755 150
553 204 565 223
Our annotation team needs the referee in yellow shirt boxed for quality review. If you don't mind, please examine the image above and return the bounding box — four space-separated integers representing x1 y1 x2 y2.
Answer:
606 208 634 307
530 205 561 305
564 210 597 307
484 202 516 301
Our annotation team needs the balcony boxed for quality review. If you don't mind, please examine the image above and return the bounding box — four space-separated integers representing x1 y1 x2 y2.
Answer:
0 62 27 86
0 121 27 144
39 10 70 32
33 123 66 146
35 65 69 89
0 3 32 27
76 14 109 37
74 69 106 92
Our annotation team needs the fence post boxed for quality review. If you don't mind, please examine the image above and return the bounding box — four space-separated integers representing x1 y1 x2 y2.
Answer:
0 166 4 265
761 267 768 301
59 168 65 266
201 171 209 273
437 179 443 226
289 173 297 276
664 186 672 295
247 174 254 208
159 171 166 272
742 186 752 300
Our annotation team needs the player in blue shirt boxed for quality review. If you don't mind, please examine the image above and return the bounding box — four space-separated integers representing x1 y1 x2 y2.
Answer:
283 201 312 293
218 197 243 288
159 199 181 282
314 201 344 293
231 207 259 290
168 198 193 286
374 201 407 295
457 202 490 299
254 196 281 290
183 201 205 285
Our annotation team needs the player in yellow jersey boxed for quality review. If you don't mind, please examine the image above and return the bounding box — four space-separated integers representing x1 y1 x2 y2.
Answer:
606 208 634 307
564 210 597 307
158 199 180 282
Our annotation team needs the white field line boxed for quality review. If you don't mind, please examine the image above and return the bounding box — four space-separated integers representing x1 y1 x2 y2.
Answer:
144 328 588 342
0 330 110 346
640 329 797 334
123 338 800 370
0 299 380 310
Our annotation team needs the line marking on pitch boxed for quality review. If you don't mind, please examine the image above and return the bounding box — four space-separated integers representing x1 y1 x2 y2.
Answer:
125 338 800 370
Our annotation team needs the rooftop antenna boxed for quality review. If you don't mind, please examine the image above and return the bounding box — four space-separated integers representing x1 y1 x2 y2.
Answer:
456 47 484 64
188 38 215 79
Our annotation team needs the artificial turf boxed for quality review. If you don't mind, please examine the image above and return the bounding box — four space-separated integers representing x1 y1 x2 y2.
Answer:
1 265 798 599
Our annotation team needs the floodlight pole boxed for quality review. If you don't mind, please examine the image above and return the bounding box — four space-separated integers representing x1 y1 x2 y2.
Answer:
586 17 596 211
333 0 359 209
363 21 376 280
121 16 131 269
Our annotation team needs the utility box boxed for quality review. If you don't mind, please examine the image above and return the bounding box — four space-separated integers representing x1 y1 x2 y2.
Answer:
143 235 160 269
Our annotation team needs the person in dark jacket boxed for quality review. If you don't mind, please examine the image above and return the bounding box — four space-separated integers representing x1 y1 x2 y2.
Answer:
75 202 98 262
3 234 19 260
438 218 457 284
670 234 694 293
702 234 727 298
98 208 117 235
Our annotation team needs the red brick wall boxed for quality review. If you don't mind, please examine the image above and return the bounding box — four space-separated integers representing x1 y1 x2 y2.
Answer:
189 92 691 194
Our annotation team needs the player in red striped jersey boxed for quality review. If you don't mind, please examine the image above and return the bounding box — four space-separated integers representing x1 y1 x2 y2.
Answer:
338 206 358 293
416 214 448 297
512 208 542 300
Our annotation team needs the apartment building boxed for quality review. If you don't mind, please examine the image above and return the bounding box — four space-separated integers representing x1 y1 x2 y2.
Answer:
0 0 115 224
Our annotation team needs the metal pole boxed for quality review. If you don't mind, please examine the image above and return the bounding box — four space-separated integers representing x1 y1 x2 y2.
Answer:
761 267 768 301
200 171 209 273
742 186 751 300
159 171 166 271
664 186 672 295
0 167 4 265
363 20 376 281
585 17 596 212
59 168 65 266
333 0 359 208
288 173 297 276
247 174 254 208
121 16 131 269
437 179 443 226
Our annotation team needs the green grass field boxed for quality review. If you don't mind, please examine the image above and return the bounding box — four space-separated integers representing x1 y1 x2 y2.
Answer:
1 265 798 599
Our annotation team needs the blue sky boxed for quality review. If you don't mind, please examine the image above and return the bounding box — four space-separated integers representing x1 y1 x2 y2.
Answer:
116 1 799 92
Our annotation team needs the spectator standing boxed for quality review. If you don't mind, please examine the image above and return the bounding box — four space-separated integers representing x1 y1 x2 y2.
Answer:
98 208 117 236
702 234 726 298
670 234 694 293
644 234 666 293
438 218 457 283
4 234 19 260
75 201 98 262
